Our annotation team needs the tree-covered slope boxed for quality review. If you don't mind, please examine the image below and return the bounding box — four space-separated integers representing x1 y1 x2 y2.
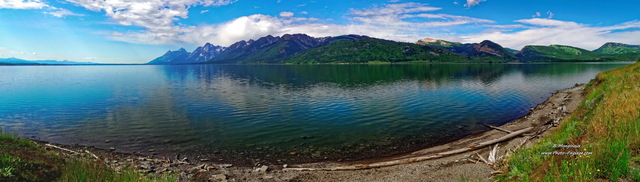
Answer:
516 45 627 62
416 38 516 62
593 42 640 61
287 37 467 63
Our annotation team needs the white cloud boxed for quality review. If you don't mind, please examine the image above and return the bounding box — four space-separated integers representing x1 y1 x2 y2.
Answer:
279 11 294 17
459 19 640 50
0 0 82 18
464 0 485 7
532 12 540 18
547 11 554 19
0 0 48 9
94 2 495 46
64 0 237 45
109 13 424 46
45 7 83 17
515 18 579 27
351 3 440 17
200 10 209 14
67 0 234 29
488 24 526 29
349 3 492 28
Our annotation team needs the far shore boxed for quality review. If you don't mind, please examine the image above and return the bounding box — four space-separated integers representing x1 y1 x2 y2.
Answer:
0 61 634 67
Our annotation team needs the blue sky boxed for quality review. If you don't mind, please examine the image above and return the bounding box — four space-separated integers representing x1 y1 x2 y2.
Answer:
0 0 639 63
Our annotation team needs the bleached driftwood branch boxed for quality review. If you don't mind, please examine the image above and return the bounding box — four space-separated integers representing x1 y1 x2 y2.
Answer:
45 143 81 154
481 123 513 133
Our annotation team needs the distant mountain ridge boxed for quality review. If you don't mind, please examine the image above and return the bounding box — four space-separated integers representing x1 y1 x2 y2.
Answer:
148 48 189 64
148 34 640 64
0 58 100 65
417 38 517 61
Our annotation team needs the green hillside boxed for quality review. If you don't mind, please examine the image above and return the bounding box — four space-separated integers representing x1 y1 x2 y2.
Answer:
516 45 627 62
287 38 467 63
217 41 290 63
593 42 640 61
416 39 517 62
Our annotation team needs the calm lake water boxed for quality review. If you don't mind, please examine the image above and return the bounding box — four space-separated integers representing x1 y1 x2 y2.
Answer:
0 63 629 164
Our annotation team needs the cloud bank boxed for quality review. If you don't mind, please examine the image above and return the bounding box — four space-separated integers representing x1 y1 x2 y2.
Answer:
460 18 640 50
8 0 638 50
0 0 47 9
1 0 82 18
464 0 485 7
77 2 494 46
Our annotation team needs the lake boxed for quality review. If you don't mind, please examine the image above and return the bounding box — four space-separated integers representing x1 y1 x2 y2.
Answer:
0 63 629 165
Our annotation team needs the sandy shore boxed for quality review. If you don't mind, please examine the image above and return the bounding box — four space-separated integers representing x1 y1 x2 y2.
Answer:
37 84 585 182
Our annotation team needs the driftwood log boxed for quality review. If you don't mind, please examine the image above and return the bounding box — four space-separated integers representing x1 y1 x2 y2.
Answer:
45 143 81 154
481 123 513 133
283 127 532 171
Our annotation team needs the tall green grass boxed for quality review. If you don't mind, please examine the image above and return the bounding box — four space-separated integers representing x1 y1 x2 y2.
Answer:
0 128 176 182
501 62 640 181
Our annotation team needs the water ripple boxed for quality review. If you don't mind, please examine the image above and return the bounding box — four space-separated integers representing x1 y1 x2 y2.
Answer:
0 63 630 164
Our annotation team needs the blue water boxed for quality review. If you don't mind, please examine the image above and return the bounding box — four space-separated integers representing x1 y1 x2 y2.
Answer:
0 63 629 164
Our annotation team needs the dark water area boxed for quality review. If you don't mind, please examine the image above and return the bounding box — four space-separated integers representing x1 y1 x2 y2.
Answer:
0 63 629 165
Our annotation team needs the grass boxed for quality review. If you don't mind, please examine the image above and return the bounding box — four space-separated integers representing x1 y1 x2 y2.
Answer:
0 128 177 182
501 61 640 181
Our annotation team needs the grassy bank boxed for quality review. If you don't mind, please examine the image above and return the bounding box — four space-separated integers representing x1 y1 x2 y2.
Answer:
0 129 176 182
501 61 640 181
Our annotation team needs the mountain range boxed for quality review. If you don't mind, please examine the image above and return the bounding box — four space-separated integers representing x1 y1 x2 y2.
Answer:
148 43 226 64
149 34 640 64
3 34 637 65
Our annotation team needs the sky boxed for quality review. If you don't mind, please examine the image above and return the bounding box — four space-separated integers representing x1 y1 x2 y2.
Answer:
0 0 639 63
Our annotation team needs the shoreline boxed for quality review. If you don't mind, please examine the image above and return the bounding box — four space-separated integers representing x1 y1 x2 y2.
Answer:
31 84 586 181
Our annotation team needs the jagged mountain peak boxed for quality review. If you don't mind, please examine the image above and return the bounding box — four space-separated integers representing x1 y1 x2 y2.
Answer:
208 33 333 63
148 48 191 64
